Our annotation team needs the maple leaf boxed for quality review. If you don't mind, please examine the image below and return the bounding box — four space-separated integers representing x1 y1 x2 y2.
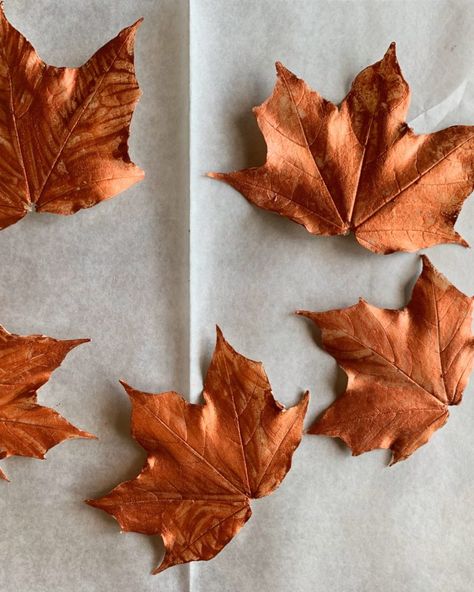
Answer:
0 5 144 230
87 327 308 573
0 326 94 480
210 44 474 254
298 256 474 464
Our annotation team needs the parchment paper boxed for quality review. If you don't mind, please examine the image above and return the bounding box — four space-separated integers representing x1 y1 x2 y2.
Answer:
1 1 474 591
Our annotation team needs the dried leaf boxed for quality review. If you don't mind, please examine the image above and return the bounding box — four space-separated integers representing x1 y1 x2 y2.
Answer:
211 44 474 254
87 327 308 573
0 326 94 480
0 5 144 230
298 256 474 464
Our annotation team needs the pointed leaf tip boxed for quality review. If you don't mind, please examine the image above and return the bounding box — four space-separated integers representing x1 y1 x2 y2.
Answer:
300 390 310 407
68 338 91 347
80 430 98 441
84 497 103 510
119 379 134 395
383 42 397 60
123 17 144 35
207 171 226 181
275 61 293 78
420 253 431 266
152 556 175 575
295 310 313 319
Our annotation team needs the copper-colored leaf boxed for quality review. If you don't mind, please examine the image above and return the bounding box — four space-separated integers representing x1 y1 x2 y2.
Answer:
298 256 474 464
210 44 474 254
0 4 144 229
87 327 308 573
0 326 94 480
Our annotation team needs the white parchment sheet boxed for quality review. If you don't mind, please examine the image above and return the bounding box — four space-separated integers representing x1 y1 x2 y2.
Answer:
1 1 474 591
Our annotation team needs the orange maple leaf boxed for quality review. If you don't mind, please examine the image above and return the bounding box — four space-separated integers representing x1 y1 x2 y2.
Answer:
0 326 94 480
87 328 308 573
211 45 474 254
298 256 474 464
0 5 144 230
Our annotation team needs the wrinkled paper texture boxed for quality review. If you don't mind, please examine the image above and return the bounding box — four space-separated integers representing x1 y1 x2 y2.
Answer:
0 1 473 592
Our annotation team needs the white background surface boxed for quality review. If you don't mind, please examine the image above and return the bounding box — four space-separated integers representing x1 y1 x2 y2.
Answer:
1 1 474 591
